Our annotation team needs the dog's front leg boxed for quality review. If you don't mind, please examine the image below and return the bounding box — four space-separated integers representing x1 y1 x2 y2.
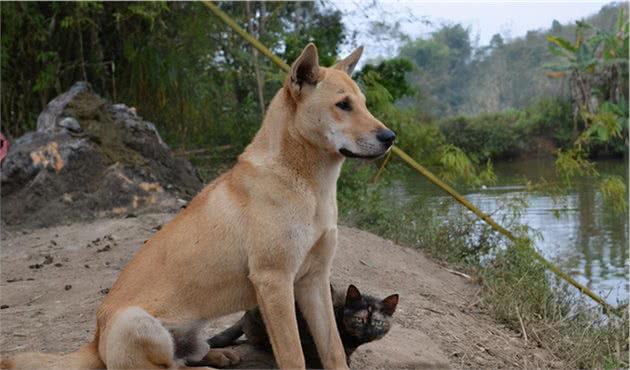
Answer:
295 229 349 370
249 270 305 369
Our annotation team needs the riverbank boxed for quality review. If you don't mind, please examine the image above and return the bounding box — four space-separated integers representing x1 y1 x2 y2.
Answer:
394 158 629 305
337 158 629 369
0 213 559 369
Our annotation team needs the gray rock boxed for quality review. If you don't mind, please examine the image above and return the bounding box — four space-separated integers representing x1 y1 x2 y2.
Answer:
1 82 203 229
36 81 91 132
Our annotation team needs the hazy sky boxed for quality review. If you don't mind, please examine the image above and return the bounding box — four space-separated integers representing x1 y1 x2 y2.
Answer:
331 1 617 60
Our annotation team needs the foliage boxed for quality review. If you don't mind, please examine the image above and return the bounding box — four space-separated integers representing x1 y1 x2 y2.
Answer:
355 58 415 101
546 7 628 143
393 3 626 117
544 6 628 210
355 58 495 186
399 24 473 115
439 97 575 162
0 1 345 153
599 175 628 213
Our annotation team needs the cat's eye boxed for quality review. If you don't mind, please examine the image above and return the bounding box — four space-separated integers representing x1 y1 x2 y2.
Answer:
336 99 352 112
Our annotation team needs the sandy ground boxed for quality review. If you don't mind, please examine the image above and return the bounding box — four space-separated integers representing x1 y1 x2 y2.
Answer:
0 213 560 369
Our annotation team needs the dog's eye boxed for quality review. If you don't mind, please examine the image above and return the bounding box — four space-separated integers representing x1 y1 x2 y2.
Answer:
336 100 352 112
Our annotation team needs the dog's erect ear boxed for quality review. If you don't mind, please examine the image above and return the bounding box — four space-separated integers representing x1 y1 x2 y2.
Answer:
333 46 364 76
288 43 320 98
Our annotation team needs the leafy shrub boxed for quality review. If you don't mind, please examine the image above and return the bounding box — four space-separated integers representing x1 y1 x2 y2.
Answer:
439 111 522 162
438 97 575 162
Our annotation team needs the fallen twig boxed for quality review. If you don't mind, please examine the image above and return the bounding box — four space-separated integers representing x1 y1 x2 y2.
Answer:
516 305 528 341
445 267 472 280
421 306 446 315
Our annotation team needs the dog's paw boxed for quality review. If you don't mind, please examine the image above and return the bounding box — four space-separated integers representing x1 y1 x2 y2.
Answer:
205 348 240 368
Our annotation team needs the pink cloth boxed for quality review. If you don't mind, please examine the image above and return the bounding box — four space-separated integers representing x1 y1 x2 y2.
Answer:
0 133 9 164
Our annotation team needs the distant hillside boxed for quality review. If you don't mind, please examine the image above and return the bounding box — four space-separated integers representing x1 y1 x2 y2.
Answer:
396 2 626 116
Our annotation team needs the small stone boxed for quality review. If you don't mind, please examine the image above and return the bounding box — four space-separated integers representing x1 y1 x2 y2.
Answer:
0 305 9 309
96 245 111 253
58 117 81 132
64 285 72 291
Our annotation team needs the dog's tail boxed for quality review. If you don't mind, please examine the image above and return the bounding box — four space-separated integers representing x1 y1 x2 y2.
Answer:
0 341 104 370
207 318 245 348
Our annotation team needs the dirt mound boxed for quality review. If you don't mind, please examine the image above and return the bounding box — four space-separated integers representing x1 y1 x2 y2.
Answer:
0 214 560 369
1 82 202 229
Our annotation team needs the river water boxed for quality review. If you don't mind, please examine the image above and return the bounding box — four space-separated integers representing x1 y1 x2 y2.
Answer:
393 158 628 306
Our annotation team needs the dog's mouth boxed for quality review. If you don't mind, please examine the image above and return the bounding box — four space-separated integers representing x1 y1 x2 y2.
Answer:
339 148 388 159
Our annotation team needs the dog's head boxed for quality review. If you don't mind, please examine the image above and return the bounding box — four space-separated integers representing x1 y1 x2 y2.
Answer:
285 44 395 159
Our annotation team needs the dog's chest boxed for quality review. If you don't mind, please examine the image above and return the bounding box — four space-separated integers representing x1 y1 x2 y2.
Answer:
300 198 337 253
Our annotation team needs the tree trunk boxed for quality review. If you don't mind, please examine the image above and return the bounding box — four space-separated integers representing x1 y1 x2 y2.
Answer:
78 23 88 82
246 1 266 116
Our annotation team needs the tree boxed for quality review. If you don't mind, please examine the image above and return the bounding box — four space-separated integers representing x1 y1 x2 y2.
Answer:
399 24 473 116
546 10 628 146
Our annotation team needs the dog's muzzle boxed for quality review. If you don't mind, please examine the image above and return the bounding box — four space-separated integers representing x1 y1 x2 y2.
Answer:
339 129 396 159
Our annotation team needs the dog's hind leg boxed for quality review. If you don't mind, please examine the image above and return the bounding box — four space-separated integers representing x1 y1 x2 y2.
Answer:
104 306 177 369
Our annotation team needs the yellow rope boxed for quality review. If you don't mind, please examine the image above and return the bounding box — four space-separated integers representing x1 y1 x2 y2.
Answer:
202 0 622 317
372 150 392 183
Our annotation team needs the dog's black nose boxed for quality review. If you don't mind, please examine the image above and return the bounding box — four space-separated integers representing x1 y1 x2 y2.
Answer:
376 129 396 145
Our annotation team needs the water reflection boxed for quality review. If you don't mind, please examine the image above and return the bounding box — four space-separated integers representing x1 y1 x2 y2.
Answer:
398 159 629 305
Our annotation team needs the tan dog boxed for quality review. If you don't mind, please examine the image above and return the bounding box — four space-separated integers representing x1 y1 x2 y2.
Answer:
1 43 395 370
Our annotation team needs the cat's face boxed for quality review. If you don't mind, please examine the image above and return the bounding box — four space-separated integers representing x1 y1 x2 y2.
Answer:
340 284 399 344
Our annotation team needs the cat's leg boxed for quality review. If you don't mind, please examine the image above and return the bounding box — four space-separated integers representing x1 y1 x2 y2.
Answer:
295 229 348 370
207 317 246 348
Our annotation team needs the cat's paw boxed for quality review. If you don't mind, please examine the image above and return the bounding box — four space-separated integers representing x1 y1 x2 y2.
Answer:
204 348 241 368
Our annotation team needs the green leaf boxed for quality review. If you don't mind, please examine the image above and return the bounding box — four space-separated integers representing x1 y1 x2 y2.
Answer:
546 35 577 53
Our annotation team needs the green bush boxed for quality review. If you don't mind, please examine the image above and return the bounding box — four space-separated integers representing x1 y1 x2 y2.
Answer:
439 111 522 162
438 97 574 162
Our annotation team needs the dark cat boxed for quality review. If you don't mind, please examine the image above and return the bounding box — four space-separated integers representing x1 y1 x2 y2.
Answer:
207 285 399 369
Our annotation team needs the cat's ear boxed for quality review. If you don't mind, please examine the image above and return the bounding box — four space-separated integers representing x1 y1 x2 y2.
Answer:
345 284 362 305
382 294 399 315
